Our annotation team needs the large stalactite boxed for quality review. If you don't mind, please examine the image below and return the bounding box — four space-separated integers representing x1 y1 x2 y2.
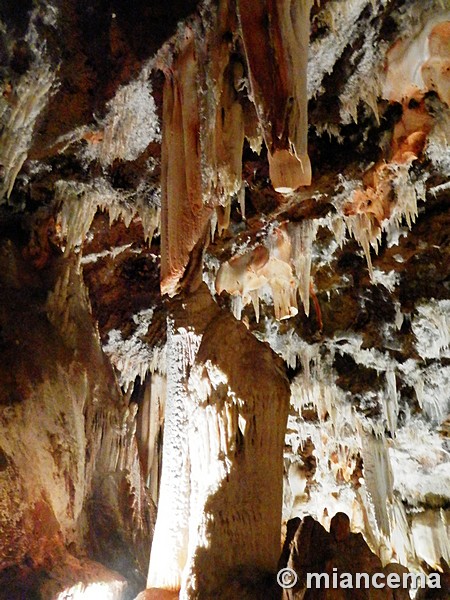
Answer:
159 31 214 297
237 0 312 193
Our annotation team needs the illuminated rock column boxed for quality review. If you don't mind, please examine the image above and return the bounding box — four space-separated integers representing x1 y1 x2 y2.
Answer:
148 286 290 597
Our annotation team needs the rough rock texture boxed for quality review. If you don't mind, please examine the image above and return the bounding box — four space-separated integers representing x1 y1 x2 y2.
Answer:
148 284 289 596
1 0 450 599
0 227 154 599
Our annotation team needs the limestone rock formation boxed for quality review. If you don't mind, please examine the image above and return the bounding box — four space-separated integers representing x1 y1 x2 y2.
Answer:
1 0 450 599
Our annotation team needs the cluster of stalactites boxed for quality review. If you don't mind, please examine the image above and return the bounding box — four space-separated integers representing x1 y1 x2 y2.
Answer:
159 1 249 296
344 162 424 278
160 0 313 296
289 370 450 571
344 19 450 278
0 64 55 202
215 220 318 321
55 179 160 252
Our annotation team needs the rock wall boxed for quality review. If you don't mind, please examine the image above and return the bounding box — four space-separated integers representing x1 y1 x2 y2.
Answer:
0 231 153 598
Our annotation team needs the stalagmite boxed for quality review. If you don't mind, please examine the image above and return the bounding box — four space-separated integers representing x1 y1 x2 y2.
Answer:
46 564 128 600
147 308 203 591
237 0 313 193
182 306 290 596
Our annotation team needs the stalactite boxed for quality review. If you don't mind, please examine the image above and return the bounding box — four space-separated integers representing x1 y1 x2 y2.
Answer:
46 254 91 348
411 509 450 568
197 0 245 206
56 179 160 252
215 245 270 317
159 31 214 296
286 338 365 529
289 219 319 317
360 429 393 538
411 299 450 361
160 2 249 292
344 164 426 279
216 202 232 237
216 221 320 321
390 497 417 567
383 368 399 437
0 61 55 201
103 308 166 391
237 0 313 193
216 239 299 321
82 77 160 166
136 373 166 504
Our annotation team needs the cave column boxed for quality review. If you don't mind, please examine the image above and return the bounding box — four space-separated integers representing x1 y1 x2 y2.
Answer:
181 297 290 596
148 1 296 593
147 285 290 597
146 311 200 590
